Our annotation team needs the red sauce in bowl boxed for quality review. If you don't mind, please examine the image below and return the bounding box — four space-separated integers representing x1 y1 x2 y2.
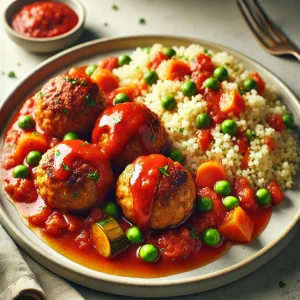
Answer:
11 1 78 38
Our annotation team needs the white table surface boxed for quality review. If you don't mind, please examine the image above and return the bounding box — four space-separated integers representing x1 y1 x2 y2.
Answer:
0 0 299 299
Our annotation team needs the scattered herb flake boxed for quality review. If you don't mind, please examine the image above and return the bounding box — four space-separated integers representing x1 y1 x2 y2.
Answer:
32 132 39 136
80 141 89 146
55 98 60 104
71 78 78 85
151 134 156 143
35 91 43 99
279 281 286 288
184 253 189 259
160 248 165 252
81 80 87 86
8 144 14 148
86 94 96 106
63 108 68 114
8 71 16 78
87 170 99 181
73 191 79 198
63 76 72 82
158 165 169 177
61 161 70 171
112 115 122 124
139 18 146 24
112 4 118 10
179 127 184 133
190 227 199 240
55 149 61 157
41 205 46 210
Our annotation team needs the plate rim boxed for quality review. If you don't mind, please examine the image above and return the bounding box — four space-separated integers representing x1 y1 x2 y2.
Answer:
1 34 300 294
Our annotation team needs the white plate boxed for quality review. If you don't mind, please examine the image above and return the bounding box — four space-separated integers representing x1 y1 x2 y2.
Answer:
0 35 299 297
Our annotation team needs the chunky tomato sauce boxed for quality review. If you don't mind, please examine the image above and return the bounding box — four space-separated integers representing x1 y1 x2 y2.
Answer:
1 53 280 278
11 1 78 38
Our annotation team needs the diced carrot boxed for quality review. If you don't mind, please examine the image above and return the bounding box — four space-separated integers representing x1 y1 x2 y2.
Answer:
196 160 227 189
218 206 254 242
220 91 246 116
13 132 49 166
91 67 119 92
197 129 213 152
166 60 191 81
266 181 285 205
249 72 265 94
99 57 119 71
68 66 87 76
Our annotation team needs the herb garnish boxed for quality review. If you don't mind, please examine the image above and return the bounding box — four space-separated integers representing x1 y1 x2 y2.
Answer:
73 191 79 199
139 18 146 24
81 80 87 86
80 141 89 146
86 94 96 106
87 170 99 181
41 205 46 210
179 127 184 133
183 253 189 259
63 108 68 114
35 91 43 99
190 227 199 240
61 161 70 171
151 134 156 143
71 78 78 85
32 132 39 136
55 98 60 104
8 71 16 78
279 281 286 288
158 165 169 177
112 4 118 10
55 149 61 157
112 115 122 124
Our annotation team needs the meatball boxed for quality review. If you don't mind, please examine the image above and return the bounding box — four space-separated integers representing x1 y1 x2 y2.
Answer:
36 141 113 212
92 102 167 169
35 73 106 137
116 155 196 229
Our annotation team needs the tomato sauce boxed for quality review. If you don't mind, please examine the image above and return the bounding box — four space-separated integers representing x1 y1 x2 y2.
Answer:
0 58 277 278
11 1 78 38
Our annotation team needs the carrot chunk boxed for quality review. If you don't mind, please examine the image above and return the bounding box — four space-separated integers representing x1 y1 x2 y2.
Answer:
166 60 191 81
220 91 246 116
196 160 226 189
91 67 119 92
218 206 254 242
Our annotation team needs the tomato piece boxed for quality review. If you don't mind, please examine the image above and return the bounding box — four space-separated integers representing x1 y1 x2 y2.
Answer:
266 181 285 205
148 51 169 70
249 72 265 94
191 71 211 94
241 148 250 170
264 136 276 151
75 229 92 249
233 177 258 212
91 67 119 92
166 60 191 81
86 207 104 223
190 54 215 73
219 91 246 116
267 114 285 132
68 66 87 76
45 212 69 236
197 129 213 152
99 57 119 71
5 178 38 203
29 205 54 227
158 227 200 261
204 90 228 124
237 136 249 154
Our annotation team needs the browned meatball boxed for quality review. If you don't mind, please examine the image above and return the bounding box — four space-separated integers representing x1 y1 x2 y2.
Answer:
35 73 106 137
36 140 113 212
92 102 167 169
116 156 196 229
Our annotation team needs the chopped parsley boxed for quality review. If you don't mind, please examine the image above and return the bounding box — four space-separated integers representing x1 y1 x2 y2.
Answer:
190 227 199 240
8 144 14 149
86 94 96 106
80 141 89 146
179 127 184 133
112 115 122 124
183 253 189 260
73 191 79 198
151 134 156 143
55 98 60 104
8 71 16 78
63 76 71 82
61 161 70 171
87 170 99 181
71 78 78 85
35 91 43 99
63 108 68 114
279 281 286 288
81 80 87 86
158 165 169 177
112 4 118 10
41 205 46 210
55 149 61 157
139 18 146 24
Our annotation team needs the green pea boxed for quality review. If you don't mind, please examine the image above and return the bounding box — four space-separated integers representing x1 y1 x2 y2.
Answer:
203 77 219 89
143 47 151 54
114 93 130 105
202 228 222 247
213 67 228 81
139 244 159 262
126 226 144 245
63 132 79 141
163 47 176 58
26 151 42 167
214 180 232 197
12 165 30 179
144 70 158 85
223 196 239 210
245 129 256 142
243 78 258 92
85 64 97 76
118 55 131 66
197 197 213 212
181 81 197 97
161 96 176 110
169 149 184 164
18 115 35 130
196 112 211 129
256 188 271 206
282 114 295 129
221 119 238 136
102 202 120 218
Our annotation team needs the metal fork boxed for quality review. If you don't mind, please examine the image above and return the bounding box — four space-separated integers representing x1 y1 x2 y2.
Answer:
237 0 300 61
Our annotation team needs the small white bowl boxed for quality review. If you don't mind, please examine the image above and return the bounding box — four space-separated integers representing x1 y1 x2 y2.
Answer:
3 0 85 53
